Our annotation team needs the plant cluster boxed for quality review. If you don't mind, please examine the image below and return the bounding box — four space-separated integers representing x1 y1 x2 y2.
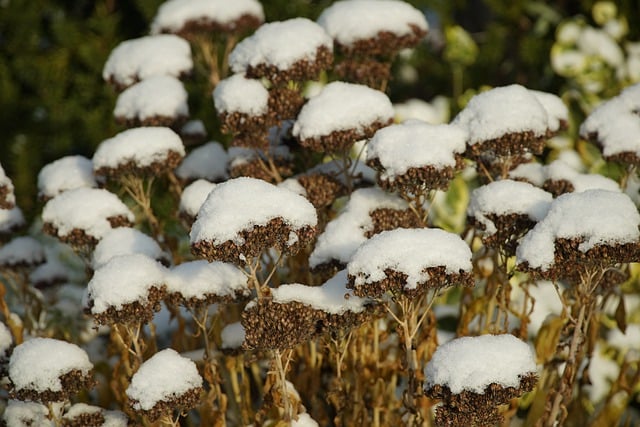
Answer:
1 1 640 426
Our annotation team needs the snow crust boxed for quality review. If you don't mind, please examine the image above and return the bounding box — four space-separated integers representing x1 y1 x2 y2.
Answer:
42 188 134 240
0 236 45 267
87 254 167 315
9 337 93 393
93 127 185 170
293 81 394 140
0 207 25 233
179 179 217 218
468 180 553 235
453 85 549 144
176 142 228 182
530 90 569 132
190 177 317 244
103 34 193 88
424 334 537 394
516 190 640 270
221 322 245 349
166 260 249 300
37 155 97 199
272 270 368 314
151 0 264 34
317 0 428 46
309 187 410 268
213 73 269 115
92 228 166 270
126 348 202 411
367 120 467 179
347 228 472 290
114 75 189 121
229 18 332 74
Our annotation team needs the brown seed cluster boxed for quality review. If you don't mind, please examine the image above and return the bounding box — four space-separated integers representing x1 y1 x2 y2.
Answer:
468 212 537 256
42 216 134 251
191 217 316 265
62 411 105 427
310 259 347 281
114 113 188 131
0 185 14 210
298 173 346 209
129 386 203 422
219 111 274 137
366 208 422 238
602 151 640 168
334 58 391 88
368 155 465 193
268 86 306 121
94 150 184 180
10 369 95 404
162 14 263 40
167 288 251 310
336 25 427 57
229 154 294 182
245 46 333 86
466 131 546 160
298 118 393 153
86 285 166 326
241 297 374 350
425 373 537 427
347 266 474 299
542 179 574 197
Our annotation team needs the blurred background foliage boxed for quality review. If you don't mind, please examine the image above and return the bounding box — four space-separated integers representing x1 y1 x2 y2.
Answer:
1 0 639 219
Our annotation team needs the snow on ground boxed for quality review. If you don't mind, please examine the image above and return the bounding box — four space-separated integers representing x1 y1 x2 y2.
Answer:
126 348 202 411
347 228 472 290
37 156 97 200
103 34 193 88
213 73 269 115
91 228 167 270
516 190 640 270
166 260 249 300
8 337 93 393
93 127 185 170
293 81 394 141
453 84 549 144
467 179 552 235
317 0 428 46
424 334 537 394
309 187 411 268
229 18 332 74
190 177 317 245
114 75 189 122
42 188 134 241
176 142 228 182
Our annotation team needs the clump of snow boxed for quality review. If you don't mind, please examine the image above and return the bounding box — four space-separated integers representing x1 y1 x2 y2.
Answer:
393 97 450 124
190 177 317 245
29 257 69 287
317 0 428 46
545 159 621 193
309 187 411 268
179 179 217 218
529 90 569 132
580 96 640 157
151 0 264 35
293 81 394 141
221 322 245 350
181 119 206 138
86 254 167 316
9 337 93 393
63 403 102 420
468 180 553 235
367 120 467 180
229 18 332 74
2 401 52 427
347 228 472 290
37 156 97 199
93 127 185 171
424 334 537 394
453 84 549 144
126 348 202 411
0 321 12 356
103 34 193 88
166 260 249 300
292 412 319 427
272 270 369 315
0 236 45 267
0 206 25 234
114 75 189 122
516 190 640 270
42 188 134 241
92 228 167 270
577 27 624 68
213 74 269 115
176 142 228 182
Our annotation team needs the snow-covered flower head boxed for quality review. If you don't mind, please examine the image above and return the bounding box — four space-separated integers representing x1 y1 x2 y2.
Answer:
37 155 97 201
0 236 46 269
8 337 94 403
190 177 317 264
